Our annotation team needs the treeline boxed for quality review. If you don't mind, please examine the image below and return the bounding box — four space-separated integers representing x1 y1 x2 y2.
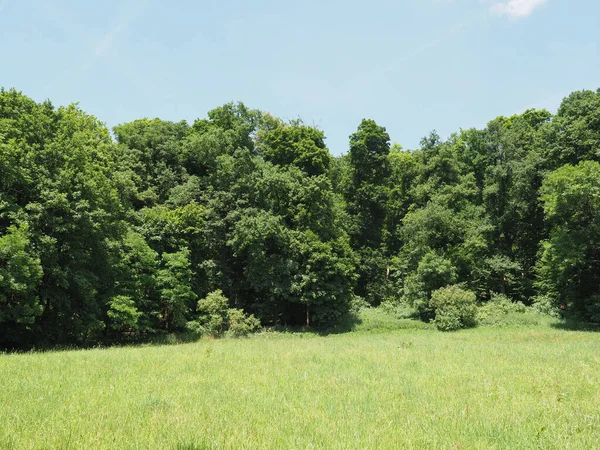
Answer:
1 87 599 348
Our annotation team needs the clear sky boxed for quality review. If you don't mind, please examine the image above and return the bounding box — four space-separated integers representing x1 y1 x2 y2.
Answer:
1 0 599 154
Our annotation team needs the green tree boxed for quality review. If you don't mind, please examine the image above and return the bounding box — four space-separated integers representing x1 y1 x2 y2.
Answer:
0 225 43 346
157 247 197 331
536 161 600 321
107 295 142 332
346 119 391 304
257 119 331 176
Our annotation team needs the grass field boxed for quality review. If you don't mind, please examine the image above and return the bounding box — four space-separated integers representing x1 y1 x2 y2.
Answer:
2 317 600 449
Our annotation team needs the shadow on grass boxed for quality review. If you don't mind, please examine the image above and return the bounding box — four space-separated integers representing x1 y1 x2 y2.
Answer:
263 312 363 337
174 443 214 450
1 331 205 354
268 309 433 337
550 317 600 332
3 309 435 354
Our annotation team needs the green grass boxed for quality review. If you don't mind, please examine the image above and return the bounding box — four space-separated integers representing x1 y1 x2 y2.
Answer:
2 321 600 449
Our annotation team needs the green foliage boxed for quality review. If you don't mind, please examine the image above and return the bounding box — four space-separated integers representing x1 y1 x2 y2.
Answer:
257 119 331 176
541 89 600 167
2 85 600 348
226 308 261 337
475 293 547 327
403 251 457 321
537 161 600 322
378 299 417 320
531 295 561 319
430 285 477 331
192 290 260 337
0 225 43 345
349 119 391 187
156 248 196 331
195 289 229 334
348 295 370 313
107 295 142 331
344 119 392 304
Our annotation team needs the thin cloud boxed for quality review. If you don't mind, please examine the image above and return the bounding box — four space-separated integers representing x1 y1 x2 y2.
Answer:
42 0 157 97
79 0 149 73
396 22 468 63
488 0 549 19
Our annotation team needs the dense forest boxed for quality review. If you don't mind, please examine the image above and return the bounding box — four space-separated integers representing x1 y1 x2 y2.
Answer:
1 87 599 348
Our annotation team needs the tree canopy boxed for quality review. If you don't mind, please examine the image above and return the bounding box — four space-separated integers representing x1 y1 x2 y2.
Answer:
1 86 600 348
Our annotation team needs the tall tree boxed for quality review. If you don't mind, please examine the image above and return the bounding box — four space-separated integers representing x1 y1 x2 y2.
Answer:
346 119 391 304
537 161 600 321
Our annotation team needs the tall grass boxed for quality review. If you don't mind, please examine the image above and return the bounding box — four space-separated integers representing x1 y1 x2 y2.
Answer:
1 323 599 449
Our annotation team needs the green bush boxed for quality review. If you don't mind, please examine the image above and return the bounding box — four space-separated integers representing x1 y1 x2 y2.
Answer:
430 285 477 331
349 295 370 314
107 295 142 331
477 294 528 326
476 294 556 327
404 251 458 322
188 290 260 337
226 308 261 337
198 290 228 334
480 293 526 314
379 300 417 319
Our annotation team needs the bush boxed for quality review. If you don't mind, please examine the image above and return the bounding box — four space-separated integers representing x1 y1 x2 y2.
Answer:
477 293 531 326
196 289 229 334
404 251 457 322
349 295 370 314
430 285 477 331
480 293 527 314
226 308 261 337
107 295 142 331
379 300 417 319
188 290 261 337
476 293 558 327
414 298 436 323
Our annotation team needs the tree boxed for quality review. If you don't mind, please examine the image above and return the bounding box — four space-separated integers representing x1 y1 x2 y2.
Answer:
536 161 600 321
0 225 43 346
346 119 391 304
257 119 331 176
156 247 197 332
540 89 600 168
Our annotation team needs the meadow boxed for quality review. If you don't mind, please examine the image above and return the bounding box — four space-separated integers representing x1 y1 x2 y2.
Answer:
1 315 599 449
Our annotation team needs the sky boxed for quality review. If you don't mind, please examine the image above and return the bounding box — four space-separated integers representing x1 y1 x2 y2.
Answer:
1 0 599 154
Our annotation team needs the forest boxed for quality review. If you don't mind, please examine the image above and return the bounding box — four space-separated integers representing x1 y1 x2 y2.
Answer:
1 87 599 349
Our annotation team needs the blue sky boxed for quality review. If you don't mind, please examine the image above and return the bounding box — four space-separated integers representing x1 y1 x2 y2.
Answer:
1 0 599 154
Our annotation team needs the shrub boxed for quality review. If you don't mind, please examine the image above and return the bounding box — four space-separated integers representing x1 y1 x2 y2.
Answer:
404 252 458 322
226 309 261 337
477 293 531 326
379 300 417 319
349 295 370 314
430 285 477 331
185 320 207 335
189 290 261 337
107 295 142 331
196 289 228 334
414 298 436 323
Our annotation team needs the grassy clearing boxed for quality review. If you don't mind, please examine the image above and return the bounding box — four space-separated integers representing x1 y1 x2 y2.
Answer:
1 319 600 449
